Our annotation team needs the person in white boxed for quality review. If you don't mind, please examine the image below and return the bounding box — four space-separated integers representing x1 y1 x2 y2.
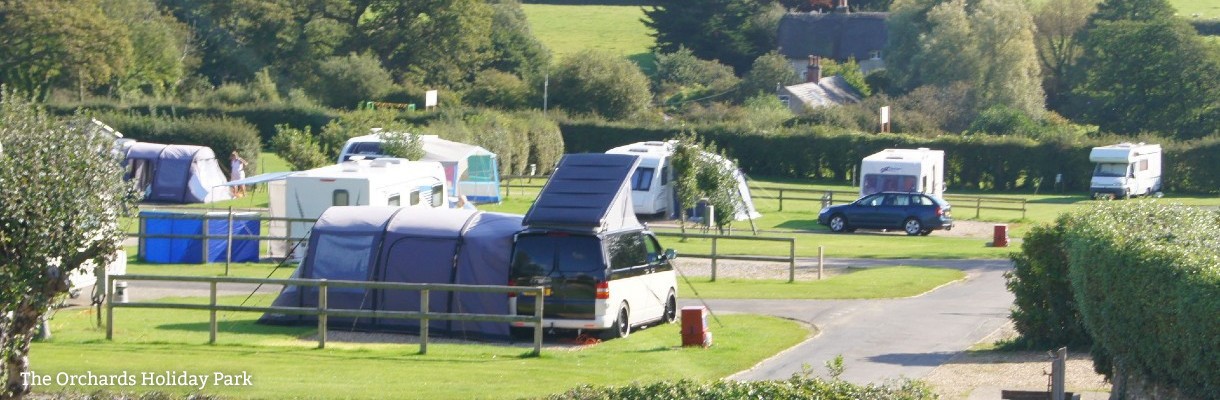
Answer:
230 150 248 197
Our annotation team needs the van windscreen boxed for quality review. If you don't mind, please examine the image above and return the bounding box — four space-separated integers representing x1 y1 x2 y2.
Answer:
512 235 604 275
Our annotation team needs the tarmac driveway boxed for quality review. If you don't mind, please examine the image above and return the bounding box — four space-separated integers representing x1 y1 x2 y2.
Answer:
678 258 1014 384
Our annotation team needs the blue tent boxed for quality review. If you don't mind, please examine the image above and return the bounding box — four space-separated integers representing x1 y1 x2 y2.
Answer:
258 206 523 340
125 142 232 203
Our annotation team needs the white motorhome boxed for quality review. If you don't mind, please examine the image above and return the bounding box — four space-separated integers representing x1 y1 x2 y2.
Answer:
1089 143 1162 199
860 148 946 198
606 141 676 216
283 158 448 248
338 133 502 204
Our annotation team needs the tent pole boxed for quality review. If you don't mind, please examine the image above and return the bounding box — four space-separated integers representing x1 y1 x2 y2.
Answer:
226 206 233 276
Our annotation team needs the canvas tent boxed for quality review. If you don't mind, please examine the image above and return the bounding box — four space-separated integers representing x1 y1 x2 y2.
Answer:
124 142 233 203
523 153 642 233
258 206 523 340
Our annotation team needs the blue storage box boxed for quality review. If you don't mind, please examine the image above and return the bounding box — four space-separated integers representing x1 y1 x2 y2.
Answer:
139 211 260 263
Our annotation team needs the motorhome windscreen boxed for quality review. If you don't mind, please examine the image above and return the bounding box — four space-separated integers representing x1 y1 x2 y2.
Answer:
1094 163 1129 177
862 174 917 195
511 235 605 276
344 142 383 160
631 168 655 191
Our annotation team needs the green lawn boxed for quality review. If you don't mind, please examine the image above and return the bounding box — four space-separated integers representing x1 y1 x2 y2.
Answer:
682 266 966 299
522 4 656 71
33 295 807 399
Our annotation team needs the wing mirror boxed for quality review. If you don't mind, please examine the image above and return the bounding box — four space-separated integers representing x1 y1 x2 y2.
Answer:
664 249 678 261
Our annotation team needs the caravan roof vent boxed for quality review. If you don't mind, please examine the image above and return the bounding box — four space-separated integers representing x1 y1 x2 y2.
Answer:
629 148 649 153
370 158 404 168
644 141 665 146
341 161 361 172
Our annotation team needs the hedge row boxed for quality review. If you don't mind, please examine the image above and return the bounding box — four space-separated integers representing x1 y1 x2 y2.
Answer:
1059 202 1220 398
546 377 934 400
559 121 1220 194
1005 219 1092 349
51 103 337 145
96 113 262 175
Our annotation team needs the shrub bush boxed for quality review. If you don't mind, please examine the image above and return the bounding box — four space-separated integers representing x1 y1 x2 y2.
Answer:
1061 202 1220 398
545 376 935 400
270 125 329 170
1006 218 1092 349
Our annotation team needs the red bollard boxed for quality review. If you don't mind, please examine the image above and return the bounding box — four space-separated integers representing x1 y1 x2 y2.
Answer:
681 306 712 348
993 224 1009 247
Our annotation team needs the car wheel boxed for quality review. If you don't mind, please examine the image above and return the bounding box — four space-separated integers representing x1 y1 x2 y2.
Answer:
602 303 631 340
904 218 923 236
663 291 677 324
829 214 849 233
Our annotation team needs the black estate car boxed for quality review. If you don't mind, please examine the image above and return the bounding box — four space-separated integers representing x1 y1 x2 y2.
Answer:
817 192 954 236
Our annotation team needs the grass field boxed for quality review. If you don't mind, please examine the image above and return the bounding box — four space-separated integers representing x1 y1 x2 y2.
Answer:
33 296 807 399
522 4 656 71
682 266 965 299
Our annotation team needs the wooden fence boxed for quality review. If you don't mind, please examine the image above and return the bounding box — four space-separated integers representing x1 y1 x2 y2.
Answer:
106 275 547 355
653 232 799 283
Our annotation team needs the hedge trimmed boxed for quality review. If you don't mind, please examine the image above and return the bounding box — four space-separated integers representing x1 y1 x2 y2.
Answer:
1005 218 1092 349
546 377 935 400
1055 202 1219 398
96 113 262 175
559 121 1220 193
50 103 337 146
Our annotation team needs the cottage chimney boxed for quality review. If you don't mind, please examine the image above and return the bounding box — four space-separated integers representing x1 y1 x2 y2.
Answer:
835 0 849 13
806 55 822 83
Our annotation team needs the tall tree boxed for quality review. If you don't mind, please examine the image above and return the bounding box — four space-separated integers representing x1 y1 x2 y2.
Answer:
1070 19 1220 138
1 91 136 398
1032 0 1097 111
644 0 784 74
487 0 551 81
737 51 800 101
102 0 194 100
971 0 1044 118
362 0 494 89
0 0 131 100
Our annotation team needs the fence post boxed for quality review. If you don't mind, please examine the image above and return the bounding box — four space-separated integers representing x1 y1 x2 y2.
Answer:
778 188 784 212
532 288 543 357
1021 199 1027 220
420 289 430 355
226 207 234 276
976 198 982 219
202 216 210 264
105 278 114 340
318 280 328 349
209 281 217 344
788 239 796 283
818 245 824 280
710 237 718 282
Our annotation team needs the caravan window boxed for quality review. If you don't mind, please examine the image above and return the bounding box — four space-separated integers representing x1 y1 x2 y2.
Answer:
631 168 655 191
1139 160 1149 172
387 194 401 206
410 190 420 206
660 165 670 185
430 184 444 207
333 190 350 206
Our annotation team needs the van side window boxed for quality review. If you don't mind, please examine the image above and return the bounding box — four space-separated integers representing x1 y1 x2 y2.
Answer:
410 190 420 206
607 233 646 271
333 190 350 206
430 184 444 207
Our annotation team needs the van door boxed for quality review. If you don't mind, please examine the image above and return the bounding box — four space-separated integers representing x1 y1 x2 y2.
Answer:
607 232 664 321
510 234 605 320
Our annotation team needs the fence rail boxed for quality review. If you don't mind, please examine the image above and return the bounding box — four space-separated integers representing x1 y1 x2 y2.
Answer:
106 274 547 355
501 174 549 198
751 186 1028 219
653 232 798 283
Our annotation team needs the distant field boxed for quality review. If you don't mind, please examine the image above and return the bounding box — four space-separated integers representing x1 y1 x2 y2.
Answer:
522 4 656 70
1173 0 1220 18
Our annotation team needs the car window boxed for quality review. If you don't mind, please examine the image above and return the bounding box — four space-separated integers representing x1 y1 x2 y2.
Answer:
913 195 934 206
644 234 661 264
881 194 897 206
607 232 647 270
859 194 884 207
893 195 911 206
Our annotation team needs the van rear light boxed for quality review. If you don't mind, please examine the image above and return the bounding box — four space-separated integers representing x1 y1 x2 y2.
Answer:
595 281 610 299
507 280 516 298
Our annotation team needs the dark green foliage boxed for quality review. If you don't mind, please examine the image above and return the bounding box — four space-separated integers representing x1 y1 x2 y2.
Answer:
738 52 801 101
1069 19 1220 139
1060 202 1220 398
968 105 1040 135
378 131 425 160
1087 0 1177 25
309 53 395 109
544 375 935 400
48 103 337 146
464 70 535 110
488 0 552 80
518 111 565 174
652 47 740 110
671 133 742 231
643 0 783 74
97 113 261 174
549 49 652 120
1005 219 1092 349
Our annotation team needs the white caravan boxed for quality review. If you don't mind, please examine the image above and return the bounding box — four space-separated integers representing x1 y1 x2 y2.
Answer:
860 148 945 198
1089 143 1162 199
283 158 448 249
606 141 676 216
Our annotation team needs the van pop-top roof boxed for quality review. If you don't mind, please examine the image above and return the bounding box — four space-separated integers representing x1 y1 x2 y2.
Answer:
523 153 642 233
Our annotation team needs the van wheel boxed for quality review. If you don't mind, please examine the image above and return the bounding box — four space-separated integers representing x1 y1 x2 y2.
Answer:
904 218 923 236
603 304 631 340
663 291 677 324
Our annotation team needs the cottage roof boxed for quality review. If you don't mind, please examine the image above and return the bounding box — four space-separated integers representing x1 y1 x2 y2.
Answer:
783 75 863 109
777 12 889 61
